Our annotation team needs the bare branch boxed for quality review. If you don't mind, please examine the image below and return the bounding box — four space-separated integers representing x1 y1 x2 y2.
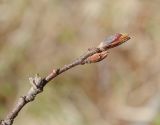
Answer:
0 33 130 125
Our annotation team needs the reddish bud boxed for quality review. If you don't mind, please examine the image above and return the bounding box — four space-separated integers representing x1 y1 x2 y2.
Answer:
98 33 130 50
85 51 108 63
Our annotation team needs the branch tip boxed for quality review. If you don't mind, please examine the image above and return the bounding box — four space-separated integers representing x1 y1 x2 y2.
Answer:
1 33 131 125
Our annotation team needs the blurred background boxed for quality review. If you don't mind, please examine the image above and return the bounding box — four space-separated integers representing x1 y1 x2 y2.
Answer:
0 0 160 125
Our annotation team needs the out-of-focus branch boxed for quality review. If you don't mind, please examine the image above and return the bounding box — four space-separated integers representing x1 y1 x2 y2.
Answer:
0 33 130 125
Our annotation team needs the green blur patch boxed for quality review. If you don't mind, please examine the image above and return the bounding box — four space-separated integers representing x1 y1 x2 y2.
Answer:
57 27 76 43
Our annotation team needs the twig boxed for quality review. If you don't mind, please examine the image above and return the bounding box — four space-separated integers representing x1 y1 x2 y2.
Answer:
0 33 130 125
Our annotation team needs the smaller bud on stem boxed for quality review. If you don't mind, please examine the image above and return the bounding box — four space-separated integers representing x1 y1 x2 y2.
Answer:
83 51 108 64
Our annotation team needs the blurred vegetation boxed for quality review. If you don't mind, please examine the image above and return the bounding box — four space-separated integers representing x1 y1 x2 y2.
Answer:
0 0 160 125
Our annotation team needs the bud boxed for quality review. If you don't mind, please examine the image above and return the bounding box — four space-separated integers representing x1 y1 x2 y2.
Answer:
84 51 108 64
98 33 130 51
